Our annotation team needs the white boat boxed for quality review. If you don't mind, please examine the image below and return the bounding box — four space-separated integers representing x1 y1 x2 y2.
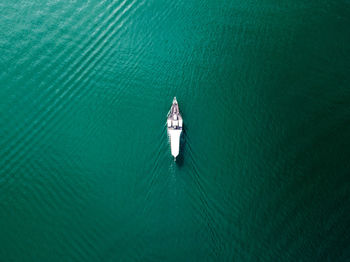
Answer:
167 97 183 160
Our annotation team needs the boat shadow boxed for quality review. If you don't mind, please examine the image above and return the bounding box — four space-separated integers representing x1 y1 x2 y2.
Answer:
176 126 186 167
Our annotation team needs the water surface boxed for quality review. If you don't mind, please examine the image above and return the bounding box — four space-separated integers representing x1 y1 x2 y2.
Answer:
0 0 350 261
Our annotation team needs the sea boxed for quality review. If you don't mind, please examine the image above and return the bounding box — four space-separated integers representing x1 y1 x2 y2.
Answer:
0 0 349 261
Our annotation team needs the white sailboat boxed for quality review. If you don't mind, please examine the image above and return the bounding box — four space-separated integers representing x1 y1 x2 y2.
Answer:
167 97 183 160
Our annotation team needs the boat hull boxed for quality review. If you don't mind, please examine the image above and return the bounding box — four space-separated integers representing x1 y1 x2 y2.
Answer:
167 97 183 159
168 129 182 158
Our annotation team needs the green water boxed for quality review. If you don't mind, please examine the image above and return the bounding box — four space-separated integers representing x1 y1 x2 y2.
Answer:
1 0 350 261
